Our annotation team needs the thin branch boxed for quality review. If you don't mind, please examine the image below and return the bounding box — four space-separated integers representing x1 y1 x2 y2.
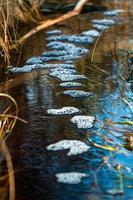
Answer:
74 0 88 12
9 0 88 50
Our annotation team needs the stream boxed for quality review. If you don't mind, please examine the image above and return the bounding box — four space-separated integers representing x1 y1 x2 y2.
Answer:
0 1 133 200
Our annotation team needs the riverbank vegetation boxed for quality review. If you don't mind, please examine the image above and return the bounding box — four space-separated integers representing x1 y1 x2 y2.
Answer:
0 0 91 63
0 93 26 200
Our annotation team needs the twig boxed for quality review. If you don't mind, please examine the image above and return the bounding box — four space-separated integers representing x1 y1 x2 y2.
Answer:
9 0 88 50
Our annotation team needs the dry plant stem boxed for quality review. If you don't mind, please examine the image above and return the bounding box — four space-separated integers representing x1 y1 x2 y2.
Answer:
9 0 88 50
90 63 110 75
0 93 18 131
91 29 105 63
1 139 15 200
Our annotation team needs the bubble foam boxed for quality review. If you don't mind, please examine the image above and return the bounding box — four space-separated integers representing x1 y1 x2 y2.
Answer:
47 140 89 156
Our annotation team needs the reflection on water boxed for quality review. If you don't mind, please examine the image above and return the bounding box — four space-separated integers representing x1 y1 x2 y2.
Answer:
1 1 133 200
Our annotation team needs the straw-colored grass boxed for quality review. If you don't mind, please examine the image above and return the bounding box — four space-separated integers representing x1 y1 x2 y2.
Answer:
0 0 42 62
0 93 26 200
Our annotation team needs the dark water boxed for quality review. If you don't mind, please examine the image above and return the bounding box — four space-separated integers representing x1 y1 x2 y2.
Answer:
1 1 133 200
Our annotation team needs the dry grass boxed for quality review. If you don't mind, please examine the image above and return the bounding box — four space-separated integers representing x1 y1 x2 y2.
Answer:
0 0 43 62
0 93 26 200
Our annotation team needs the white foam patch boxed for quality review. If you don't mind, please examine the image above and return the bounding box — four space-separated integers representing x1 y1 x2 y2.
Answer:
66 35 94 44
50 68 77 76
81 29 100 37
10 63 76 73
49 74 86 82
41 55 82 61
71 115 95 129
63 90 92 97
47 41 88 55
47 35 94 44
42 50 68 57
47 41 75 50
92 19 115 26
10 64 44 73
49 69 77 80
45 63 75 69
46 29 62 34
47 107 79 115
47 140 89 156
103 9 124 16
65 60 74 64
26 57 43 64
56 55 81 61
60 82 82 87
56 172 87 184
93 24 109 30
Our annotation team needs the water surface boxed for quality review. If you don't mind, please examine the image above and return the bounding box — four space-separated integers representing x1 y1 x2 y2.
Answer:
1 2 133 200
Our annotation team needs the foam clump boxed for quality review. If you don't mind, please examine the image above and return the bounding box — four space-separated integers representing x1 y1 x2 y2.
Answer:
47 35 66 41
26 56 43 64
93 24 109 30
56 172 87 184
49 68 86 82
60 82 82 88
45 63 75 69
47 41 88 55
47 107 79 115
47 41 75 50
40 56 59 62
47 34 94 44
50 68 77 78
71 115 95 129
53 55 81 61
46 41 88 61
46 29 62 34
65 35 94 44
65 60 74 64
10 64 43 73
42 50 68 57
103 9 124 16
41 55 80 62
81 29 100 37
58 74 86 82
41 52 86 62
92 19 115 26
63 90 92 97
10 63 75 73
47 140 89 156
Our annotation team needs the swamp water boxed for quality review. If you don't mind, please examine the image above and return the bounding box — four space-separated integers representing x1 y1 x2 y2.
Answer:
1 2 133 200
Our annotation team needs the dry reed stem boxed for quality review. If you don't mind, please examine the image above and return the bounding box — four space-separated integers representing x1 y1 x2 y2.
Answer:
0 0 40 61
0 93 18 133
0 93 26 200
91 29 105 63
